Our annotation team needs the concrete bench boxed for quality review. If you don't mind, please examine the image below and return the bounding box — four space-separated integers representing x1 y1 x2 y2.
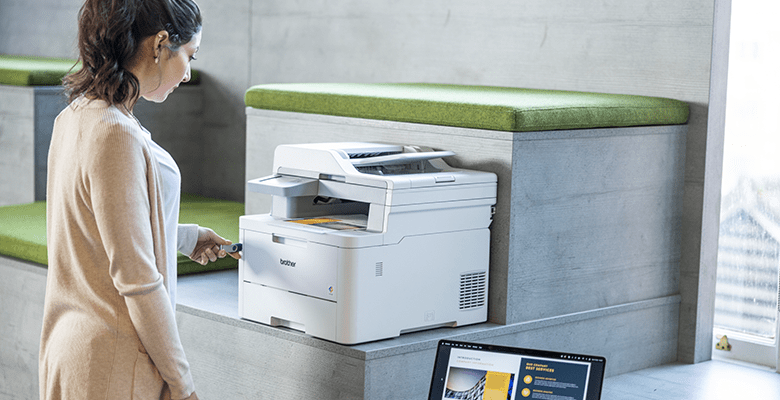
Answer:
0 55 74 205
0 55 204 206
244 82 689 322
230 82 689 398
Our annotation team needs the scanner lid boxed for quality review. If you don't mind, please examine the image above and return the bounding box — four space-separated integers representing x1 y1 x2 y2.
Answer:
268 142 496 190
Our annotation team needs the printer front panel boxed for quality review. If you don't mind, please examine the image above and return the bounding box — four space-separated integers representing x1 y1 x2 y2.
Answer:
242 228 339 302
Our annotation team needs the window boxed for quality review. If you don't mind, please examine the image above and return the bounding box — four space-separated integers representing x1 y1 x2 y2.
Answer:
713 0 780 370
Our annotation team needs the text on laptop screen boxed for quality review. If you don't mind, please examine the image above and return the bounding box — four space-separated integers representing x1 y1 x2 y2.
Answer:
429 340 606 400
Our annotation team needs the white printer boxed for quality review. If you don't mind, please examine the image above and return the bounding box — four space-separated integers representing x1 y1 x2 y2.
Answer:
238 142 497 344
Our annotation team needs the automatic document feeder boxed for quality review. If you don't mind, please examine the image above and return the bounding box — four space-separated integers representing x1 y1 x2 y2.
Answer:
239 142 497 344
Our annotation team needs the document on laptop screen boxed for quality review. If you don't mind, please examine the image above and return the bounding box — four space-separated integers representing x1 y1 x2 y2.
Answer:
443 348 520 399
429 341 605 400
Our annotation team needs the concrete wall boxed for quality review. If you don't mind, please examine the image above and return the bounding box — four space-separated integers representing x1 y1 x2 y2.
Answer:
244 0 727 363
1 0 728 362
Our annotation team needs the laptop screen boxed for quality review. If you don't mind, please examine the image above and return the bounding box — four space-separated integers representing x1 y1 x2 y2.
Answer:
428 340 606 400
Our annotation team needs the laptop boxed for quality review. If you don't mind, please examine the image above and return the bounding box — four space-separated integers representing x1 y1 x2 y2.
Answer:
428 340 606 400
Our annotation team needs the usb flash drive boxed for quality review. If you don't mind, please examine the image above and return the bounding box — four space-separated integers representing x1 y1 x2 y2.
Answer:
220 243 242 253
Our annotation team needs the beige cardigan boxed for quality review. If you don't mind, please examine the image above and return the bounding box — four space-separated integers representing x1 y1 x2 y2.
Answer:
40 98 194 399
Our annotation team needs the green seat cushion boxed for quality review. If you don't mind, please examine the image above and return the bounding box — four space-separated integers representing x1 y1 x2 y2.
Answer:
0 201 48 265
0 55 79 86
244 83 689 132
0 54 201 86
176 193 242 274
0 193 242 275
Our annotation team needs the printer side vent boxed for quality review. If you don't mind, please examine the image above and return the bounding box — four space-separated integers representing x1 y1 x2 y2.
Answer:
459 272 486 310
375 262 383 277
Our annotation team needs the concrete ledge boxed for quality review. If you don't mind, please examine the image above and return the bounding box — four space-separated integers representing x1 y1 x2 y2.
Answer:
2 256 679 399
179 270 680 364
177 270 680 399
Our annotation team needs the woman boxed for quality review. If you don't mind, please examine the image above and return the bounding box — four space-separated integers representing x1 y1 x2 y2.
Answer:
40 1 234 398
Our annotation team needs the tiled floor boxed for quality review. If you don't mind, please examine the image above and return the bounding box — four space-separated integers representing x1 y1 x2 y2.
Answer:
602 359 779 399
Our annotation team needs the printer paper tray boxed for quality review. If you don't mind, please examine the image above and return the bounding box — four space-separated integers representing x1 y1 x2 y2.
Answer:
247 175 319 197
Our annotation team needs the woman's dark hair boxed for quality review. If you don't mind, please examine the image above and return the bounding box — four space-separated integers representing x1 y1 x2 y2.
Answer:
64 0 202 105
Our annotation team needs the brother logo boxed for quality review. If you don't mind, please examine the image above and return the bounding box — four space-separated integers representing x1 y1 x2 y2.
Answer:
280 258 296 267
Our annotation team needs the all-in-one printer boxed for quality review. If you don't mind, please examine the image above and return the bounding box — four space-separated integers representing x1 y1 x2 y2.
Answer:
238 142 497 344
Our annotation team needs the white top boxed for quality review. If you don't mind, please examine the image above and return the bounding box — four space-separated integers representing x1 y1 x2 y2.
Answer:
143 128 198 308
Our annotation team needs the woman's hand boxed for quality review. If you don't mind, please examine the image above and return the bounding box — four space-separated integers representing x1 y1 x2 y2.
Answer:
188 227 241 265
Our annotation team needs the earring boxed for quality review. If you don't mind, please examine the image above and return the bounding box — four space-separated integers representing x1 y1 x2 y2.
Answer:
154 56 159 64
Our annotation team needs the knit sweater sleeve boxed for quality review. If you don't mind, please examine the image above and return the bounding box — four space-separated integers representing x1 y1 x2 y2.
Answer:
87 118 194 399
